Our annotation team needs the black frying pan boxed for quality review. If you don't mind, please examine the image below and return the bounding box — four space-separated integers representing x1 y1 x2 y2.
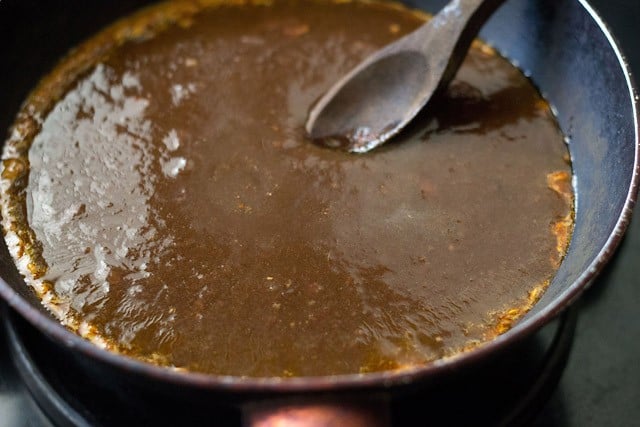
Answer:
0 0 637 425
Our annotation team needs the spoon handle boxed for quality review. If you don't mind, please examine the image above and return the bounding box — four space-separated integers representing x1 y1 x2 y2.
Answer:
411 0 508 88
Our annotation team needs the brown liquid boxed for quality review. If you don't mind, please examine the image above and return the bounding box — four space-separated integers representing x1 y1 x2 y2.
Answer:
1 0 573 377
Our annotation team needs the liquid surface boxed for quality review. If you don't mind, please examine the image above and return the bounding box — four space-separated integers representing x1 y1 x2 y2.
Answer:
1 0 573 377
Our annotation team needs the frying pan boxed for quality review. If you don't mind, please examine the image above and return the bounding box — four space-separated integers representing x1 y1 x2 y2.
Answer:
0 0 637 425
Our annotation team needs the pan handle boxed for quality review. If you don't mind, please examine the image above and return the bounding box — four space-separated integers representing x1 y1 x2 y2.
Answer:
242 393 391 427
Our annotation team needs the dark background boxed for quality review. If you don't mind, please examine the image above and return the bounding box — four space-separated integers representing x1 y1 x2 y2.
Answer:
0 0 638 426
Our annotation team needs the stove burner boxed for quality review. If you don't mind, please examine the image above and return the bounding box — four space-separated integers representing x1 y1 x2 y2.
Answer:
2 305 576 426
